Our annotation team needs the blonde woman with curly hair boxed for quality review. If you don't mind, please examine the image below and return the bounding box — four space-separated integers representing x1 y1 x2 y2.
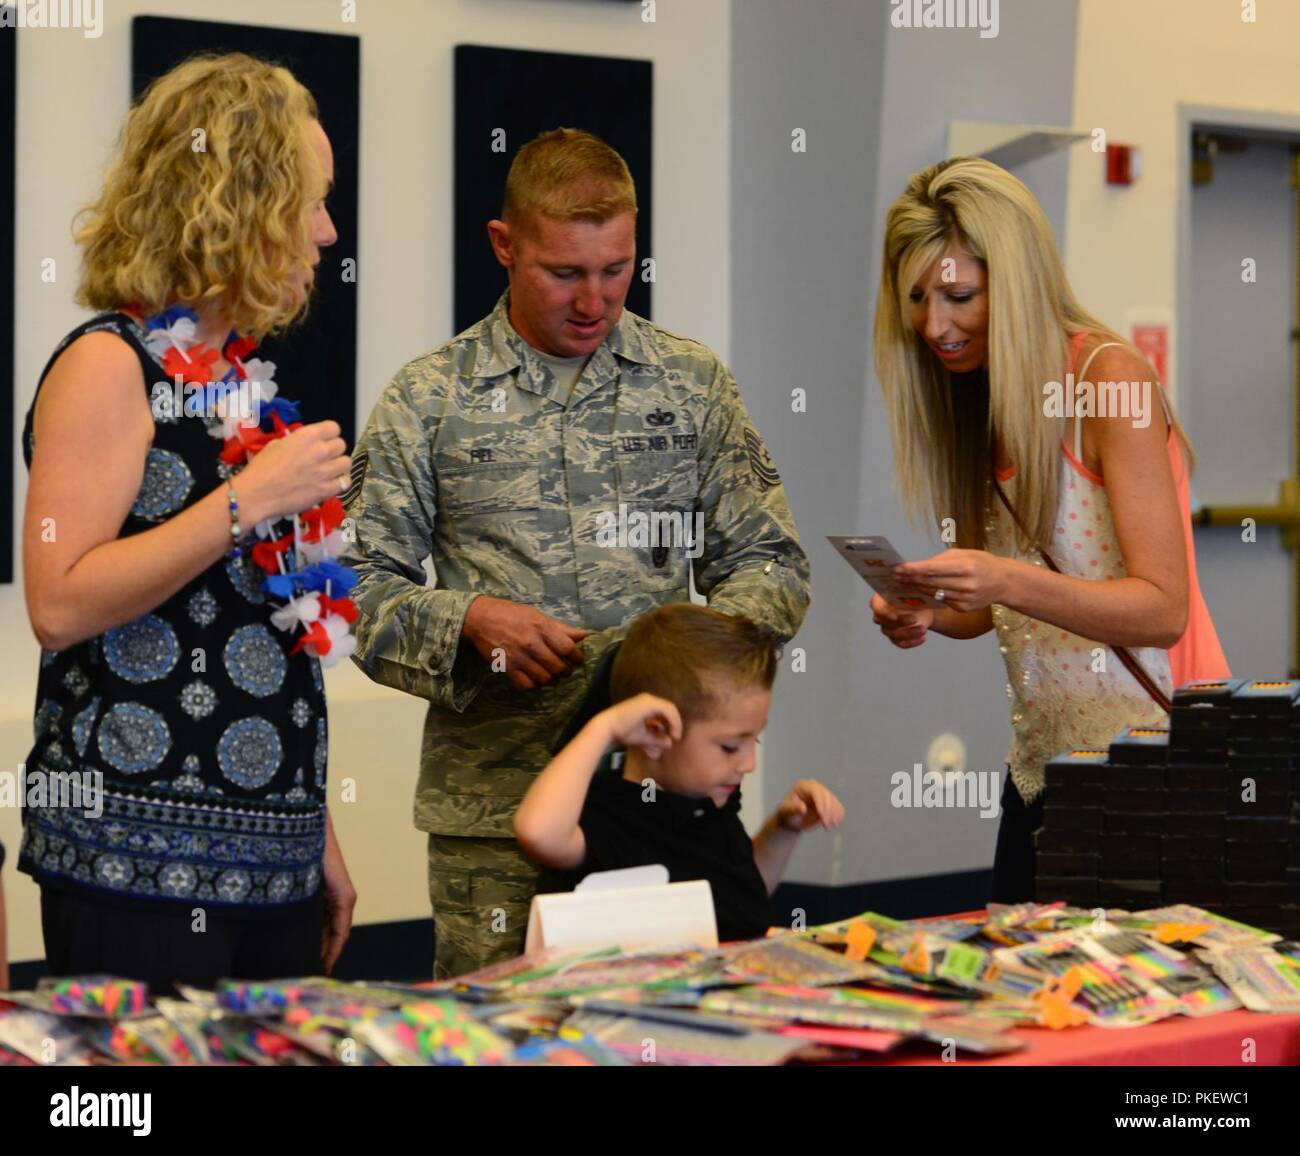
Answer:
19 53 355 988
871 157 1229 902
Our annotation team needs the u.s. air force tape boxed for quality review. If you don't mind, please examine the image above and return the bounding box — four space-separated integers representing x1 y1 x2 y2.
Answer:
342 449 368 507
743 426 781 488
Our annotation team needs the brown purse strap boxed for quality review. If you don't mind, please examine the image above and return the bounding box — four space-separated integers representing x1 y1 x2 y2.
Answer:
990 477 1172 714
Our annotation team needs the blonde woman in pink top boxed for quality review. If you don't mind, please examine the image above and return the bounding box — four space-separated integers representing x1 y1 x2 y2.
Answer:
871 157 1229 903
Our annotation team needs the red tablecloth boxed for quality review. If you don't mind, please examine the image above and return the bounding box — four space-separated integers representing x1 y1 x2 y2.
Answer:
856 1007 1300 1065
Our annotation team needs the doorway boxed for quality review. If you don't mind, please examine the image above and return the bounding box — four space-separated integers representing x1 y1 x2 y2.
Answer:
1178 107 1300 678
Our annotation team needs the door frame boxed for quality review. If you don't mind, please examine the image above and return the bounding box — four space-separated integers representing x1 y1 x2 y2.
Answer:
1176 103 1300 435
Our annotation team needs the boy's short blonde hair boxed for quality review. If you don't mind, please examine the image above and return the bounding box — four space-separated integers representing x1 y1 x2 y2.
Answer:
610 604 777 725
75 52 324 338
502 128 637 232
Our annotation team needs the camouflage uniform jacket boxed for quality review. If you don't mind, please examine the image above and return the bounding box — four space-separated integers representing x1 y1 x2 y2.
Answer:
343 292 810 837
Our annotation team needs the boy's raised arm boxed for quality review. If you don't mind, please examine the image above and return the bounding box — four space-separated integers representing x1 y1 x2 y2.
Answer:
513 717 607 871
514 694 682 871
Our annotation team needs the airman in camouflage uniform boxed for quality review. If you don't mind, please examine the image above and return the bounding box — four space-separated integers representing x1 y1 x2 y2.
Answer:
343 132 809 980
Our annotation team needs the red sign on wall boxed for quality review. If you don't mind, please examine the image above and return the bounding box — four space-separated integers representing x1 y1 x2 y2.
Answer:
1131 323 1168 384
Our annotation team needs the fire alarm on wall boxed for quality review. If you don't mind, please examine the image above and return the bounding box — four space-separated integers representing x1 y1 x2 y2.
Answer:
1106 144 1141 185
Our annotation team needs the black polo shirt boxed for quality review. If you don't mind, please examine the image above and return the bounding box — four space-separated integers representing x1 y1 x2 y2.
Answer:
535 766 773 942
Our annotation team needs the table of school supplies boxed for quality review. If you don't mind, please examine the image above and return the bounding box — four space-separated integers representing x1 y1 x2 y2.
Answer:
3 901 1298 1066
814 909 1300 1066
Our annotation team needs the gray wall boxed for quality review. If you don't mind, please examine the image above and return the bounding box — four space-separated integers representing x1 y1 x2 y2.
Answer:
732 0 1082 889
1186 138 1295 680
730 0 889 891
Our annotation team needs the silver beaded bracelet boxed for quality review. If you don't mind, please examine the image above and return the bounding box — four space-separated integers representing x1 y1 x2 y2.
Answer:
226 484 244 560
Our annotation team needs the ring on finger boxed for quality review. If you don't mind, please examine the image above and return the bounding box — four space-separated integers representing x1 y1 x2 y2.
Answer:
934 588 945 602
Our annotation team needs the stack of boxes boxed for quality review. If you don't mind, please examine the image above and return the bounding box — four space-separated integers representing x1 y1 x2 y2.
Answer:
1219 680 1300 932
1035 678 1300 936
1036 748 1105 907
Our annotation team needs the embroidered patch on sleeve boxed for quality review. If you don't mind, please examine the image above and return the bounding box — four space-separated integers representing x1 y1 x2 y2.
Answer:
744 427 781 488
342 449 369 508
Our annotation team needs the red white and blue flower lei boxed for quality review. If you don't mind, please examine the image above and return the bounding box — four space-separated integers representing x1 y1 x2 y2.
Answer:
142 304 359 668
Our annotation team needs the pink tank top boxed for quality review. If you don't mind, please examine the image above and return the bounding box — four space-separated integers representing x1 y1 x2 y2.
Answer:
987 332 1230 802
1058 332 1229 686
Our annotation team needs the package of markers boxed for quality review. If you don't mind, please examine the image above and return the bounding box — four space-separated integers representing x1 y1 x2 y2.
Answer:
357 1000 514 1066
895 932 1000 993
1128 905 1281 949
1085 927 1239 1018
215 976 356 1016
25 975 150 1018
75 1016 178 1064
133 1015 196 1064
206 1016 324 1066
263 1005 387 1065
796 910 909 948
980 902 1079 946
154 998 217 1064
505 949 725 999
906 915 986 943
721 936 876 988
798 910 938 971
1198 945 1300 1014
699 984 933 1033
792 911 1019 995
991 930 1181 1027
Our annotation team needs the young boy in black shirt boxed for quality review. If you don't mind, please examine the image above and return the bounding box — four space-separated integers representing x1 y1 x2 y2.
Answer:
514 604 844 941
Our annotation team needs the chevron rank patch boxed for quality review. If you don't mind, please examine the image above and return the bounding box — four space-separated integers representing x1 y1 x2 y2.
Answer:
342 449 368 508
743 426 780 488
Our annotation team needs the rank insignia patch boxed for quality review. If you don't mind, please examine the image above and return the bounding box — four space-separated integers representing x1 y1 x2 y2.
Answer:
744 427 780 488
342 449 368 507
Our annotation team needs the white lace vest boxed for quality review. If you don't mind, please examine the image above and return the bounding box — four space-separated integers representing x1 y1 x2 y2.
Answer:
987 358 1174 803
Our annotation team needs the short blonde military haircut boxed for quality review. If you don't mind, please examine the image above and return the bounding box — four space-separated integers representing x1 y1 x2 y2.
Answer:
611 604 777 728
75 52 325 338
502 128 637 231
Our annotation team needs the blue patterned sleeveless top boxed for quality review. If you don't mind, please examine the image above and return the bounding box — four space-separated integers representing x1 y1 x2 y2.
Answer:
19 313 327 913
